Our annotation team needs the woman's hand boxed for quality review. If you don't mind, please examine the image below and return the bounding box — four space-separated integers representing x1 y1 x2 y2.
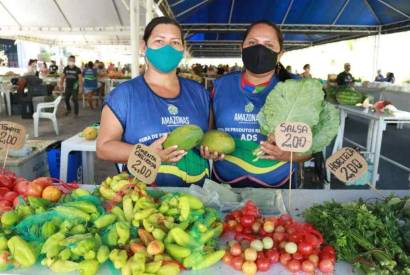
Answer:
259 134 291 161
150 135 187 162
200 146 225 161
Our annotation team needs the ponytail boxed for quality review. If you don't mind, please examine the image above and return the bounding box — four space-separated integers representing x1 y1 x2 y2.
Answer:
276 63 292 82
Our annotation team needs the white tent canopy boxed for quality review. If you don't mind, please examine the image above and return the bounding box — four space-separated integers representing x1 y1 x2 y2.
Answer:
0 0 158 46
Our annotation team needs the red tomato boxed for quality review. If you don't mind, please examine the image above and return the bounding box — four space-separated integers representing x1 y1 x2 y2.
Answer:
231 256 244 270
231 210 242 220
279 253 291 266
322 245 336 256
240 215 255 228
27 182 43 197
301 260 315 273
308 254 319 267
278 214 293 226
234 224 244 233
0 187 10 198
298 242 313 256
13 181 29 195
288 233 302 243
223 252 233 265
251 222 261 233
240 240 251 250
0 200 12 212
292 252 304 261
287 259 301 273
3 191 18 202
275 225 285 233
305 233 321 247
256 251 265 261
286 226 297 235
230 243 242 256
227 219 237 229
264 249 279 264
243 227 252 234
319 259 335 273
0 175 14 189
273 232 286 243
30 177 52 189
256 257 271 272
320 252 336 263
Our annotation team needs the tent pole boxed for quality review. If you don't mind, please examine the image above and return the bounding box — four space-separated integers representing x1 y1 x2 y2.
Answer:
130 0 140 77
146 0 153 24
372 26 381 80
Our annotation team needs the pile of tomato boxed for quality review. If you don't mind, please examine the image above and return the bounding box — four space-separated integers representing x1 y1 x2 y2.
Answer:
222 201 336 274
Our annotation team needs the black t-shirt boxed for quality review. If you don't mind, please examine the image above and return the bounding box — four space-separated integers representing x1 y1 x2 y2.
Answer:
63 66 81 90
49 64 58 74
336 71 354 86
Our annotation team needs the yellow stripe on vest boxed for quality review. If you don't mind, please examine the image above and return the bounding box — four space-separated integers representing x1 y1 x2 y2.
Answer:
224 155 287 174
159 165 209 184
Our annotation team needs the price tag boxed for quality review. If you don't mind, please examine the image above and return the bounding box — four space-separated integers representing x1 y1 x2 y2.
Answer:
275 122 312 153
127 144 161 184
326 147 368 183
0 121 26 150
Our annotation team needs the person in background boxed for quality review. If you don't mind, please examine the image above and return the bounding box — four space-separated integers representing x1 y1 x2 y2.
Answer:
285 65 292 73
231 63 242 72
49 60 58 74
39 62 48 77
301 64 312 78
82 61 98 109
336 63 354 86
385 72 395 83
375 69 384 82
24 59 39 77
60 55 82 116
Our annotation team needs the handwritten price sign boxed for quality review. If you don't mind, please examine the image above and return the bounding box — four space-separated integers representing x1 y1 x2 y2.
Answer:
326 147 368 183
127 144 161 184
275 122 312 153
0 121 26 150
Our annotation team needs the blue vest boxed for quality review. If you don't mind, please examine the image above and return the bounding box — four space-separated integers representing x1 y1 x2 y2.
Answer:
212 72 291 187
83 68 98 90
105 76 210 187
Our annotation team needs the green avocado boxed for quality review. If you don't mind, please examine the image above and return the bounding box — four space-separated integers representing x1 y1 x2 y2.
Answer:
201 130 235 154
163 125 204 151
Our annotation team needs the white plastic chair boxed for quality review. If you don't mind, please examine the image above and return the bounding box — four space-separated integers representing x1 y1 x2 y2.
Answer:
33 96 63 137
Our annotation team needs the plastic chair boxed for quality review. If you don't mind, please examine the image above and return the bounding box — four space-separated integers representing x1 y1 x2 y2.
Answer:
33 96 63 137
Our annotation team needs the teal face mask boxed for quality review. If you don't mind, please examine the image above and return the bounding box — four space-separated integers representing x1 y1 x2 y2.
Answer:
146 44 183 73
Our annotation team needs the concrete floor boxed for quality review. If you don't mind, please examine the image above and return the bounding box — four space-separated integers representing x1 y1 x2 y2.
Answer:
1 102 116 184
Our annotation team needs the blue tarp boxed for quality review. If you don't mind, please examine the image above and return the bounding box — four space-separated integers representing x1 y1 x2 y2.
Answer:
165 0 410 55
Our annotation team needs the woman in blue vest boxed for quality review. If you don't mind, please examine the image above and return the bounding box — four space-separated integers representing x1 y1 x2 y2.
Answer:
97 17 210 187
202 20 308 188
82 61 98 109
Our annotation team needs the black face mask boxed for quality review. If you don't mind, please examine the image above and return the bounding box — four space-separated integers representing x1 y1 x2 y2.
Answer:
242 44 278 74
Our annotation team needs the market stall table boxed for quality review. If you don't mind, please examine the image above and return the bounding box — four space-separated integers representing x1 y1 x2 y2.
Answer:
6 187 408 275
59 132 96 184
0 139 55 180
328 104 410 187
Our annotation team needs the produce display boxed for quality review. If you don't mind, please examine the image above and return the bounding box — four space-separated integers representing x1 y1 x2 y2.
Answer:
0 172 225 275
222 201 336 274
335 87 365 106
304 196 410 274
257 78 340 155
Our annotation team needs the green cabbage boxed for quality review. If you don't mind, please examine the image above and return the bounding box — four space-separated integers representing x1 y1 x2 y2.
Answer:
257 78 340 154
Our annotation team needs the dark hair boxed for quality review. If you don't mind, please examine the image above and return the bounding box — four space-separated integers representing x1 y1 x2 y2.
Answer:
87 61 94 68
28 59 37 66
303 64 310 70
242 20 291 81
143 16 184 45
242 20 284 51
68 55 75 60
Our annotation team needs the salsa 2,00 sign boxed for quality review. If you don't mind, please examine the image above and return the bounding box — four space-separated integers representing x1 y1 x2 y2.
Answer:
0 121 26 150
275 122 312 153
326 147 368 183
127 144 161 184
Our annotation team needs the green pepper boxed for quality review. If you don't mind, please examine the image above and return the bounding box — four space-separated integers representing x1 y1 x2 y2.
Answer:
58 248 71 261
15 205 33 218
41 221 57 239
0 235 7 250
79 259 99 275
192 250 225 270
146 260 162 273
103 226 118 247
122 195 134 222
115 222 130 245
41 232 65 255
94 213 117 229
58 220 73 233
27 196 50 209
83 250 96 260
109 249 128 269
157 263 180 275
1 211 19 227
7 236 36 268
49 260 78 272
97 245 109 263
71 188 91 198
111 206 127 223
71 224 86 234
71 238 96 256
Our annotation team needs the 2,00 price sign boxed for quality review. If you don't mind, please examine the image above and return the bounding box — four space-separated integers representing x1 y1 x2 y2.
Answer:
326 147 368 183
275 122 312 153
0 121 26 150
127 144 161 184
